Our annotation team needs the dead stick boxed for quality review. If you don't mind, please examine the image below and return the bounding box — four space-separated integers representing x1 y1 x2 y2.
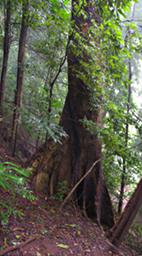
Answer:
0 237 37 256
60 159 101 211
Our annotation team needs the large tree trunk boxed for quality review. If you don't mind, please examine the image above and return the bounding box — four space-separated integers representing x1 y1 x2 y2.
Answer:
0 0 11 115
30 0 114 228
11 0 29 156
109 178 142 246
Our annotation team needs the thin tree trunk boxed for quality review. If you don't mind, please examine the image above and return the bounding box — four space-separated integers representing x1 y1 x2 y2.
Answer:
36 133 40 150
118 4 135 214
11 0 29 156
118 60 132 214
0 0 11 115
44 41 69 144
110 178 142 246
45 78 53 145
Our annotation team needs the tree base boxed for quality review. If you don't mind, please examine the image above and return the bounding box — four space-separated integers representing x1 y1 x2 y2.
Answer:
28 138 114 228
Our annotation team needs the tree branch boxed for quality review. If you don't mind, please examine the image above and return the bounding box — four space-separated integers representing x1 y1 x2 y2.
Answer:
60 159 101 211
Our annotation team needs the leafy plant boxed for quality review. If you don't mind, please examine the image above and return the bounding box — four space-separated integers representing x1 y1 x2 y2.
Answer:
52 180 68 201
0 202 24 225
0 162 30 192
0 162 36 225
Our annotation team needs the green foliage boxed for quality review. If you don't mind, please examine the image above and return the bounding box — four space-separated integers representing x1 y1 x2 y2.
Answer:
52 180 68 201
0 201 24 225
0 162 29 191
45 124 67 143
0 161 36 201
0 162 36 225
77 0 142 205
132 223 142 237
1 0 69 144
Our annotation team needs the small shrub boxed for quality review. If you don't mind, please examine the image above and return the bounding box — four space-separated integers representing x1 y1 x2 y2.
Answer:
52 180 68 201
0 162 36 225
0 202 24 225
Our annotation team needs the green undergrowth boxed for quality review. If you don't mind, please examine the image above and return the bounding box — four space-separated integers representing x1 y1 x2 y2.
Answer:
0 162 36 225
52 180 68 201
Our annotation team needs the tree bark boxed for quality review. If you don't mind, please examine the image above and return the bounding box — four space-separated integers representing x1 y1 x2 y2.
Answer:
0 0 11 115
29 0 114 228
11 0 29 156
109 178 142 246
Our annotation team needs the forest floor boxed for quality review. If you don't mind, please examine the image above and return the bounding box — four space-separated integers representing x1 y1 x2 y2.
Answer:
0 194 139 256
0 143 141 256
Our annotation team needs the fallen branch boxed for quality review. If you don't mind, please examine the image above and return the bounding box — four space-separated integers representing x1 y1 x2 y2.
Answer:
60 159 101 211
0 236 37 256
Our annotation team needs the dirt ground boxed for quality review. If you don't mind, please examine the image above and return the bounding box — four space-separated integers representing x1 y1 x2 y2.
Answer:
0 193 138 256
